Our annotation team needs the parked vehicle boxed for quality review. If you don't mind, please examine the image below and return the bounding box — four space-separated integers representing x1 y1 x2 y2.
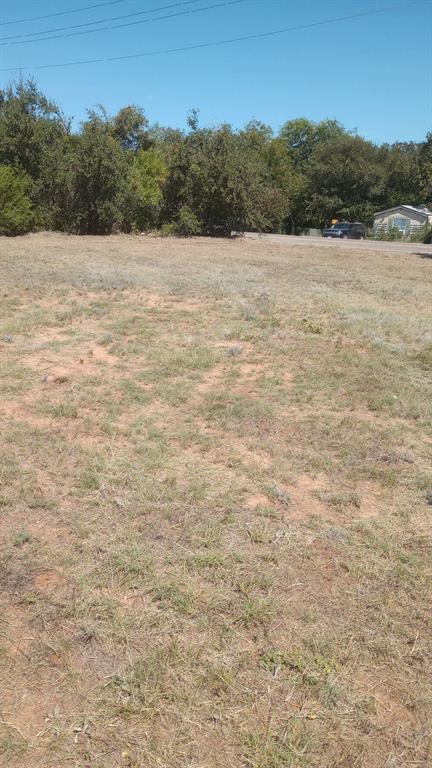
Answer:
322 222 366 239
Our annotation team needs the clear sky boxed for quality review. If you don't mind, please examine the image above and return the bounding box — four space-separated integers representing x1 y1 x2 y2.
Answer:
0 0 431 143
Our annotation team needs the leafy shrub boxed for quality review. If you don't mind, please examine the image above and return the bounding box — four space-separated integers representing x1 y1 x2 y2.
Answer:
423 224 432 244
128 148 167 230
0 165 33 235
409 223 432 244
157 222 177 237
173 206 202 236
373 224 432 244
372 226 403 241
67 110 130 234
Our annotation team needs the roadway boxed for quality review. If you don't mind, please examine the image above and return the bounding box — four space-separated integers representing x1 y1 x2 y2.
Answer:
242 232 432 255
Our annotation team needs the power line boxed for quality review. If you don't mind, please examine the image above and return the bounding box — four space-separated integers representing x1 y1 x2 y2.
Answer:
0 1 424 73
0 0 205 43
0 0 130 27
0 0 238 47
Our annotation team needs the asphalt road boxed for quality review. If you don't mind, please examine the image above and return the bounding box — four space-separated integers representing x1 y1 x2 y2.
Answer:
242 232 432 255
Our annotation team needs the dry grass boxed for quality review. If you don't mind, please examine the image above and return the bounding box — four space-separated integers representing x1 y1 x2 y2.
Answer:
0 232 431 768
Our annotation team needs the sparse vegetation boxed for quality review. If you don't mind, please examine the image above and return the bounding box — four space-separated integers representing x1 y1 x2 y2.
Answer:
0 233 431 768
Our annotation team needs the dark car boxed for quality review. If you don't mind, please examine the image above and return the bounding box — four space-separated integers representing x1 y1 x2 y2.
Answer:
322 222 366 239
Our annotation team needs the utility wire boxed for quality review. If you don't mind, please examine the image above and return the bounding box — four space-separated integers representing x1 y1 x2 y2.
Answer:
0 0 205 43
0 1 424 73
0 0 130 27
0 0 238 47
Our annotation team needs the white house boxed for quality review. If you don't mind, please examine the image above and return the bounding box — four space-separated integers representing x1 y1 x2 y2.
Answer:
373 205 432 236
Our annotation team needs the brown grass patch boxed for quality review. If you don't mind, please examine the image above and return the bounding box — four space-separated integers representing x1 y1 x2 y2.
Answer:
0 233 430 768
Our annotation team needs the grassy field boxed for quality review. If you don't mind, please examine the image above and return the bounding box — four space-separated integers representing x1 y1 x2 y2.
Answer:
0 233 431 768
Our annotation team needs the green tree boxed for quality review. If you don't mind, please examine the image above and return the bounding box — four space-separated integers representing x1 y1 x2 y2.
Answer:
0 78 69 178
112 105 150 153
70 108 130 234
163 123 285 234
379 141 422 209
304 134 385 226
419 132 432 204
0 78 73 228
279 118 346 168
0 165 33 235
261 137 304 232
128 148 168 229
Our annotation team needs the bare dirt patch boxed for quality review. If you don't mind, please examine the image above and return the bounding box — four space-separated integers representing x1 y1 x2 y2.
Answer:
0 398 55 429
245 493 272 509
196 362 227 394
284 474 331 520
232 362 267 395
33 569 66 595
24 338 118 379
229 437 272 469
356 480 382 519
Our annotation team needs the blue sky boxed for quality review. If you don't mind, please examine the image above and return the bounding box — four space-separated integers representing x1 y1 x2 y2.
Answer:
0 0 431 142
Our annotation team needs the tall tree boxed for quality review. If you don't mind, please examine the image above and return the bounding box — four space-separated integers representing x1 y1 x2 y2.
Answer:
0 78 69 178
279 118 347 168
0 78 73 228
379 142 422 209
0 165 33 235
163 123 285 234
112 105 150 153
304 134 385 226
419 133 432 204
128 148 168 229
70 108 129 234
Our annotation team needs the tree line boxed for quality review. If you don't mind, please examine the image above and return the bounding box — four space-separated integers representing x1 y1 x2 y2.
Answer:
0 78 431 237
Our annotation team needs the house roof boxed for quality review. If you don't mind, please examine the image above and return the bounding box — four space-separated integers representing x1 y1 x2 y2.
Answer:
374 204 432 219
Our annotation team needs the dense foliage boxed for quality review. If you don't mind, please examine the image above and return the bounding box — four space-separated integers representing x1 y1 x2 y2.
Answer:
0 79 430 236
0 165 33 235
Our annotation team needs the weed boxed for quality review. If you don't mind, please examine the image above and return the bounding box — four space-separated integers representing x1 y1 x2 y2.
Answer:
0 729 29 760
302 318 323 334
268 483 291 506
43 401 78 419
107 543 154 587
244 729 308 768
240 596 275 626
319 490 361 509
13 531 32 547
187 552 225 570
248 525 270 544
152 583 197 614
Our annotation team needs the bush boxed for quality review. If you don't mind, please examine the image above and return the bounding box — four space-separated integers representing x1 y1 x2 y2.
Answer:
372 224 432 244
422 224 432 244
157 222 177 237
0 165 34 235
173 206 202 236
372 226 403 241
409 223 432 244
128 148 167 230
